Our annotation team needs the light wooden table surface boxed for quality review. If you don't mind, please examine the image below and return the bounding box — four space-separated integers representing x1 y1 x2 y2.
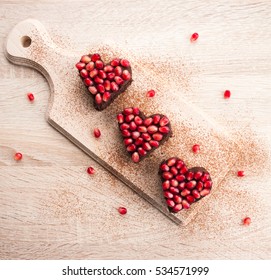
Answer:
0 0 271 260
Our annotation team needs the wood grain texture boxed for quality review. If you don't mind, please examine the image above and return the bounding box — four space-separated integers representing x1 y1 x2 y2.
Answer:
0 0 271 259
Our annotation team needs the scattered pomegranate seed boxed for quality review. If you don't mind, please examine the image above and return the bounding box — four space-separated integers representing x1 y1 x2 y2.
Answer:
146 89 156 97
14 152 23 161
27 93 34 101
224 90 231 99
190 32 199 42
237 170 245 177
93 128 101 138
192 144 200 153
91 53 101 62
87 167 95 175
118 207 127 215
243 217 251 226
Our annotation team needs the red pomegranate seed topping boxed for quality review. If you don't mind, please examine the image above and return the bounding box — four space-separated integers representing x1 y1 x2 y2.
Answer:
224 90 231 99
138 126 147 133
111 82 119 92
80 69 88 78
153 115 161 124
98 70 107 79
159 116 169 127
159 157 212 213
122 70 131 80
120 123 129 130
86 62 94 71
172 204 182 212
95 60 104 69
166 199 175 208
118 207 127 215
103 92 111 102
138 147 147 156
124 138 133 146
115 76 124 85
107 72 115 80
190 32 199 42
127 144 136 152
147 125 158 134
142 142 152 151
237 170 245 177
192 144 200 154
88 86 97 95
129 121 137 131
87 167 95 174
93 128 101 138
91 53 101 62
27 93 34 101
117 113 124 123
243 217 251 226
149 140 159 147
144 117 153 127
89 69 98 78
81 55 91 63
132 152 140 163
111 58 120 67
97 84 105 93
152 133 163 141
134 116 143 125
146 89 156 97
159 126 170 134
14 152 23 161
120 59 130 67
104 80 111 91
114 66 122 76
84 78 93 86
75 62 85 70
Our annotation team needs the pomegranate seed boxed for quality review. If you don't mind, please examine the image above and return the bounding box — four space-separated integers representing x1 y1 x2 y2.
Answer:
186 180 196 189
153 115 161 124
152 133 163 141
146 89 155 97
122 130 131 137
186 171 194 180
192 189 200 199
167 158 176 167
164 191 173 199
107 72 115 80
162 180 170 190
138 147 147 156
95 94 102 104
104 80 111 91
104 65 113 72
131 131 140 139
196 181 203 191
170 179 178 187
179 182 186 190
97 84 105 93
224 90 231 99
91 53 100 62
176 160 184 169
159 116 169 127
132 152 140 163
125 114 134 122
129 121 137 131
89 69 98 78
176 175 185 182
142 133 151 141
186 195 195 203
173 195 182 204
162 172 173 180
120 123 129 130
159 126 170 134
84 78 93 86
120 59 130 67
94 76 104 84
98 70 106 79
124 138 133 146
14 152 23 161
95 60 104 69
182 200 190 209
180 166 188 174
122 70 131 80
114 66 122 76
135 138 143 146
194 171 202 180
111 82 119 92
118 207 127 215
134 116 143 125
93 128 101 138
192 144 200 153
80 69 88 78
138 126 147 133
204 180 212 188
81 55 91 63
172 204 182 212
201 173 210 182
200 189 210 197
133 107 140 115
114 76 124 85
149 140 159 147
123 108 133 115
166 199 175 208
75 62 85 70
117 114 124 123
103 92 111 102
144 117 153 127
147 125 158 134
111 58 120 66
190 32 199 42
27 93 34 101
181 189 190 196
142 142 152 151
237 170 245 177
88 86 97 95
86 62 94 71
127 144 136 152
87 167 95 174
243 217 251 226
161 163 169 171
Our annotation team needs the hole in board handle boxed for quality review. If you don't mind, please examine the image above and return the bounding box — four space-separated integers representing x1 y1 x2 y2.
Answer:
21 36 32 48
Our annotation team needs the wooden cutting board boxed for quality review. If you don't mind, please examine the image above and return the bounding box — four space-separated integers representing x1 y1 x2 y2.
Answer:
5 19 240 225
